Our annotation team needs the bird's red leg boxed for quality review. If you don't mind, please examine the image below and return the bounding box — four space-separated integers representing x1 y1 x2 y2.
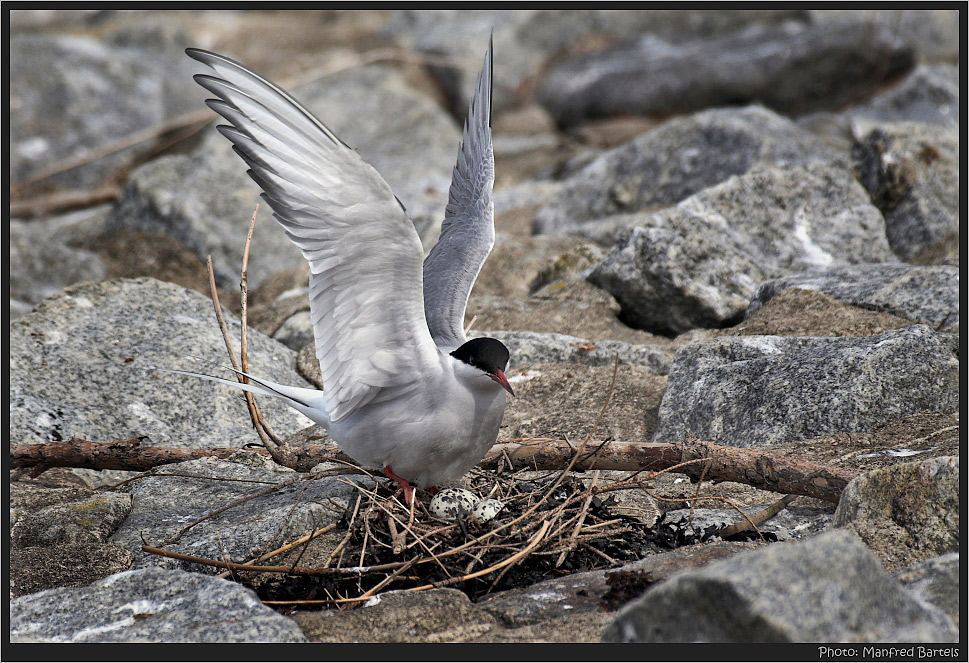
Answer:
383 465 414 505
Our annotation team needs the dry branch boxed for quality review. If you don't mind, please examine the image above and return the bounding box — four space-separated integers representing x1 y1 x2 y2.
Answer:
8 438 350 473
10 435 859 503
8 185 124 218
485 438 859 503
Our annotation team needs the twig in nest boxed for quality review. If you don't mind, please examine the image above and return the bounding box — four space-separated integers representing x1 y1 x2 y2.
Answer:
353 556 421 604
363 487 452 577
203 206 288 464
406 520 552 593
218 522 339 579
388 518 405 556
142 546 411 575
216 532 237 584
326 493 362 569
555 469 600 568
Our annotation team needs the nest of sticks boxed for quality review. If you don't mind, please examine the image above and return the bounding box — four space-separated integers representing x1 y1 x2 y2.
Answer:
238 439 774 611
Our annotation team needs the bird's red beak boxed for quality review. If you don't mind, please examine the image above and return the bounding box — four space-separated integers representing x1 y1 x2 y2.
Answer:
490 370 515 397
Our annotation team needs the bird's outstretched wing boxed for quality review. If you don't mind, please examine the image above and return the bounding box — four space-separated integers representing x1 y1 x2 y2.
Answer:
187 48 440 423
421 37 495 351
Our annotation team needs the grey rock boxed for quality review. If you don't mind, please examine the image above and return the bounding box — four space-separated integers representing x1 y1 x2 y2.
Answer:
808 9 959 63
498 363 667 446
110 455 372 569
652 325 959 448
103 14 195 56
534 106 848 235
467 280 661 348
845 64 959 133
912 230 959 268
602 529 956 642
385 9 807 116
540 19 912 126
586 163 893 335
10 543 135 598
475 235 602 297
476 330 670 374
894 553 960 625
797 64 960 169
110 64 460 288
272 310 315 351
10 8 124 30
832 456 959 572
11 492 131 548
9 566 307 642
8 278 313 486
9 483 94 531
9 33 204 191
9 205 112 319
480 542 752 628
747 263 959 330
494 180 564 217
853 122 959 260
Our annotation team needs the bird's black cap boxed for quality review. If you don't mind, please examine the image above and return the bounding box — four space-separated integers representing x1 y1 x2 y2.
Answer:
450 337 510 376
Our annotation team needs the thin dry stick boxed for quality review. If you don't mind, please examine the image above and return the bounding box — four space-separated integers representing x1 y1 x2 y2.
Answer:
217 523 339 578
204 255 286 464
555 469 600 568
10 109 213 193
688 455 713 527
142 546 410 575
238 205 286 447
404 520 551 593
215 532 238 584
365 489 452 577
581 542 618 565
9 185 123 218
353 556 421 603
715 494 798 538
285 508 334 575
324 494 363 568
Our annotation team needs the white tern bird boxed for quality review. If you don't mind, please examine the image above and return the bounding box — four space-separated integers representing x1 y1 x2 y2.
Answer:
179 40 512 504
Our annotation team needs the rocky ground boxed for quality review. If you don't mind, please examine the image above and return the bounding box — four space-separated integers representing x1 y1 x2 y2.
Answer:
8 9 960 644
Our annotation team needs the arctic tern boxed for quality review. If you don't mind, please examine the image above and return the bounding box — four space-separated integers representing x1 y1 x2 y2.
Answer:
178 40 511 504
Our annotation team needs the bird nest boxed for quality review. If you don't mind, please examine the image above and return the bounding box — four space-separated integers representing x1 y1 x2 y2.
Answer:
245 448 772 612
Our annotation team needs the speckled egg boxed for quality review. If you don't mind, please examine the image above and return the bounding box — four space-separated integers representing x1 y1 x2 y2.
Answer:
472 499 505 523
428 487 478 520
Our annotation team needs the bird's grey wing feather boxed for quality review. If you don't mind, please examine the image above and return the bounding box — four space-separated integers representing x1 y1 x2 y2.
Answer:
187 48 440 423
422 37 495 351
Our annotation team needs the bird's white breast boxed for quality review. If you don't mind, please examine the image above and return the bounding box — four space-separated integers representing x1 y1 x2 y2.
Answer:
324 353 506 488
